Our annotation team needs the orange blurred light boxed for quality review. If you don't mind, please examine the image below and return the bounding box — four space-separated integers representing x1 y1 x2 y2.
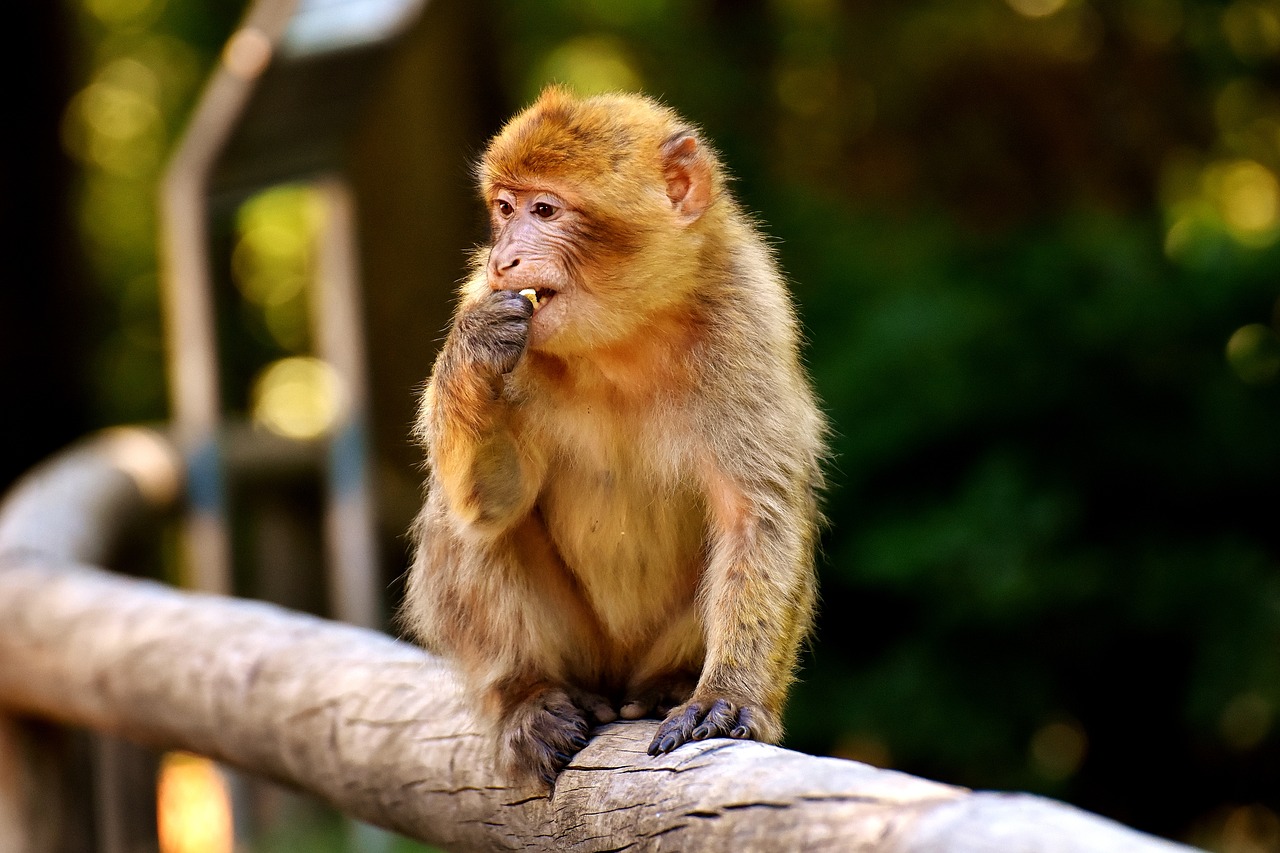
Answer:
157 752 233 853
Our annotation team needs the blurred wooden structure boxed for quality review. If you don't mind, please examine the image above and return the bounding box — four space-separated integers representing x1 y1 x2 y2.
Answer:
159 0 430 624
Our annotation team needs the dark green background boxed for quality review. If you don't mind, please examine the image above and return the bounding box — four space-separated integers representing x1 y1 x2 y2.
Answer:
7 0 1280 849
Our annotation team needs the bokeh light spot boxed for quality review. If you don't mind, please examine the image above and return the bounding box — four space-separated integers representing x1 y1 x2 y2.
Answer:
157 752 233 853
1029 717 1087 781
87 0 165 28
531 36 643 98
1222 804 1280 853
62 58 163 178
1005 0 1069 20
1220 692 1273 751
1223 1 1280 61
233 185 324 350
1226 324 1280 384
1216 159 1280 236
251 357 345 440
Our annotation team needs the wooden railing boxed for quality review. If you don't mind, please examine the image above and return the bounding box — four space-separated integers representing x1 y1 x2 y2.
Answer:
0 429 1197 852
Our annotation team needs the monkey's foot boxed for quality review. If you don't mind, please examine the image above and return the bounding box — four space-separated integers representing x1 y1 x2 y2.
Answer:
502 686 613 785
618 673 697 720
647 697 773 756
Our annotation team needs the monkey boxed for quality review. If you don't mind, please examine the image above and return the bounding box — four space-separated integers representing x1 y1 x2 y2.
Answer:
403 86 826 786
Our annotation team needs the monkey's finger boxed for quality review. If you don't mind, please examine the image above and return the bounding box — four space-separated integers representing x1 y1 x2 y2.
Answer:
490 287 535 315
648 702 702 756
691 698 737 741
730 705 759 740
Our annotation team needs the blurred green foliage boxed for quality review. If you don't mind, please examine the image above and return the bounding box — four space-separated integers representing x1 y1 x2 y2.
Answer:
53 0 1280 847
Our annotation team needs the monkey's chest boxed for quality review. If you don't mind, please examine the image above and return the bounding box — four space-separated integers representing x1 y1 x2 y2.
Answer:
538 465 704 645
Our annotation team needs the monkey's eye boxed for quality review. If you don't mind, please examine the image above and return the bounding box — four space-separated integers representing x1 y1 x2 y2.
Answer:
531 202 558 218
495 199 514 217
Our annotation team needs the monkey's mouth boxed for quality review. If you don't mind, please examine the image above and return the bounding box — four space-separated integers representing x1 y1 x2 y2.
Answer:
519 287 558 313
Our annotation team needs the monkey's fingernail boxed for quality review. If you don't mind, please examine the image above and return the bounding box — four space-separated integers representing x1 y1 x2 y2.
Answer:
658 734 680 754
729 726 750 738
691 725 712 740
570 735 588 749
518 288 539 308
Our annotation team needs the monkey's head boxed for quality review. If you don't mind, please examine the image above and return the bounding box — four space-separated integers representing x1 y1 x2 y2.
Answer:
477 86 724 353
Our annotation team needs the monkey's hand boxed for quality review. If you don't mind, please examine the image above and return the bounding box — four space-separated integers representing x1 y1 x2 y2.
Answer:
452 289 534 378
647 695 778 756
423 288 541 534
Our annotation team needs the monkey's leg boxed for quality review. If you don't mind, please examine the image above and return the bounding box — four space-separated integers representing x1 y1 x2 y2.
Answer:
648 496 815 756
619 609 702 720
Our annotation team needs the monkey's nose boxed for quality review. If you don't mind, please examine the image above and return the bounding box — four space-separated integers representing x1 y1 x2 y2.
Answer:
491 252 521 277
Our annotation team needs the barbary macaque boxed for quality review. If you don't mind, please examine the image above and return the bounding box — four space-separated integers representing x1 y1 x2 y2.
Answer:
404 86 826 785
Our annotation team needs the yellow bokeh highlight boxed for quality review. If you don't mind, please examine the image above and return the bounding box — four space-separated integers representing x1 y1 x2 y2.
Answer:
1226 323 1280 384
233 184 325 351
1217 159 1280 234
87 0 166 28
532 36 643 99
156 752 233 853
1222 0 1280 61
1005 0 1070 19
251 357 345 440
62 57 164 178
1163 213 1200 260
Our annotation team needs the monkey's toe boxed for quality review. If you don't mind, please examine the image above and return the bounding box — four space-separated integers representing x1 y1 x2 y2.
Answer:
622 672 697 721
648 698 767 756
503 687 592 786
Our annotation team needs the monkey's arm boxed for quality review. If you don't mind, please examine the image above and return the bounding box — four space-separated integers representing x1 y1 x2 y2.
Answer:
418 288 543 536
650 382 823 755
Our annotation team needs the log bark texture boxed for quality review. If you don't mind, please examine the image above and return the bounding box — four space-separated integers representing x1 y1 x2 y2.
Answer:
0 430 1200 852
0 555 1194 853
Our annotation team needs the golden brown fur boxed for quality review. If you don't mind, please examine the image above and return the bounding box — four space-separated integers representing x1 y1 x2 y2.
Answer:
404 87 825 785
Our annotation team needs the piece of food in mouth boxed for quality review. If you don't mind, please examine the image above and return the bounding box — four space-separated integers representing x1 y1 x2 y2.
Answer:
519 288 553 311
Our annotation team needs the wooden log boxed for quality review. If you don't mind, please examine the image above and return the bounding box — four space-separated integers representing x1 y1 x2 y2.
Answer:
0 555 1194 852
0 429 1200 851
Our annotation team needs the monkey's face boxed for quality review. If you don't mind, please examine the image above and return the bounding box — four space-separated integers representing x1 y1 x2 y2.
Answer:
486 187 578 348
486 184 672 353
477 89 719 354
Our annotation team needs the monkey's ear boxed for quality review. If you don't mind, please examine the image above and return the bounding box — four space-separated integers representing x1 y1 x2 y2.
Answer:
661 132 713 221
